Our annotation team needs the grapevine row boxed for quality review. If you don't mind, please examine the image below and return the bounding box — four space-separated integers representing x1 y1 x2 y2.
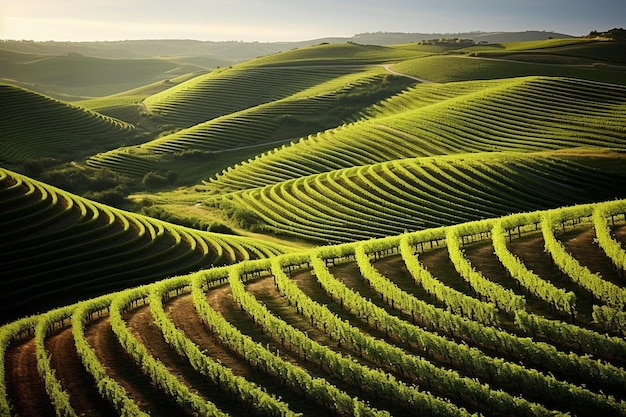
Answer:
108 287 229 417
72 297 149 417
190 266 388 417
399 233 500 325
446 225 526 314
352 237 626 394
541 211 626 310
492 218 577 315
148 274 298 417
240 258 475 417
592 201 626 273
310 250 624 415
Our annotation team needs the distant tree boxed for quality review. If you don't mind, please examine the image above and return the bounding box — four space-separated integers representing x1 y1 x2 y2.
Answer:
141 171 168 189
587 28 626 41
22 159 44 176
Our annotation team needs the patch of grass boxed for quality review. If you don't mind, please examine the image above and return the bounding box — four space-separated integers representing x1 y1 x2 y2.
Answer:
392 55 626 84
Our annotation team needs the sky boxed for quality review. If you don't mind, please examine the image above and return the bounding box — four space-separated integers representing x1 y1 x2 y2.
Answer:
1 0 624 42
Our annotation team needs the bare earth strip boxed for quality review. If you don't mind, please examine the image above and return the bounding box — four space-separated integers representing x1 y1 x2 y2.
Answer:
46 327 117 417
167 289 326 417
4 338 55 417
506 230 597 323
559 226 624 286
85 316 187 417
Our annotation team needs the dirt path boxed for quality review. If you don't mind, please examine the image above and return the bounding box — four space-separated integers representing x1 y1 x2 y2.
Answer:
4 338 55 417
46 327 116 417
462 239 561 321
612 223 626 244
85 316 185 417
168 288 326 417
417 246 477 296
383 64 434 83
507 232 596 321
559 225 624 285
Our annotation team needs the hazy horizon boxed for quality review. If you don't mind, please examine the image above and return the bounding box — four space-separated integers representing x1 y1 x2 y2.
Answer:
1 0 624 43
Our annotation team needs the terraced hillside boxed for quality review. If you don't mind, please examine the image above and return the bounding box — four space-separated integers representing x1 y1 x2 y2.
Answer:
0 84 133 163
2 200 625 417
142 62 400 129
204 76 626 193
202 151 626 243
77 41 626 189
87 66 415 178
0 167 292 322
2 36 626 417
140 67 413 154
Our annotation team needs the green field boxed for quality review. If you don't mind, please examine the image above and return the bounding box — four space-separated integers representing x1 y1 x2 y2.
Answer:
1 35 626 417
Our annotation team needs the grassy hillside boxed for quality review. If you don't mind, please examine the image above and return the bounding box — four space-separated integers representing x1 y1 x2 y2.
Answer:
0 47 219 99
0 167 292 322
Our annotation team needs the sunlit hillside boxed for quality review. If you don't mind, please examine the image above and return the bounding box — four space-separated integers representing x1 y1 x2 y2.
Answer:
1 34 626 417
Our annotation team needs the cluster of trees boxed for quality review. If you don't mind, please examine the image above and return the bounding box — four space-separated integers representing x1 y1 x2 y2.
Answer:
19 158 180 209
588 28 626 41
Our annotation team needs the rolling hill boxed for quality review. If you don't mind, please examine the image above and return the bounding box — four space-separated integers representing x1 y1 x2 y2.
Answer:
202 151 626 243
1 199 625 416
1 35 626 417
0 84 133 164
203 76 626 193
0 167 292 322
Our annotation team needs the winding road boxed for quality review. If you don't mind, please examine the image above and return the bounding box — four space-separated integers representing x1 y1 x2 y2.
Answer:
383 64 434 83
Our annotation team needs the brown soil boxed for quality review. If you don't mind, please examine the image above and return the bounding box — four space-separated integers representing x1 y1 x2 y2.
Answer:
463 239 565 321
4 338 55 417
168 287 328 416
46 326 117 417
85 316 187 417
507 231 597 321
559 225 624 285
416 246 477 296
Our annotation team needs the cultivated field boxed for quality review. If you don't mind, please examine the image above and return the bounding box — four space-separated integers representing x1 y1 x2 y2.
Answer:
1 34 626 416
2 200 626 416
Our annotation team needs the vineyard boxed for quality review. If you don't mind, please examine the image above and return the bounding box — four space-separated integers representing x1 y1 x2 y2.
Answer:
203 76 626 193
0 84 133 163
203 151 626 242
1 36 626 416
2 199 626 416
0 167 291 321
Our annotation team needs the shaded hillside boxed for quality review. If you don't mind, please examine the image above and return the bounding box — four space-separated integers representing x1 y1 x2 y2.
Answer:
0 167 292 322
0 84 133 164
89 66 415 180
